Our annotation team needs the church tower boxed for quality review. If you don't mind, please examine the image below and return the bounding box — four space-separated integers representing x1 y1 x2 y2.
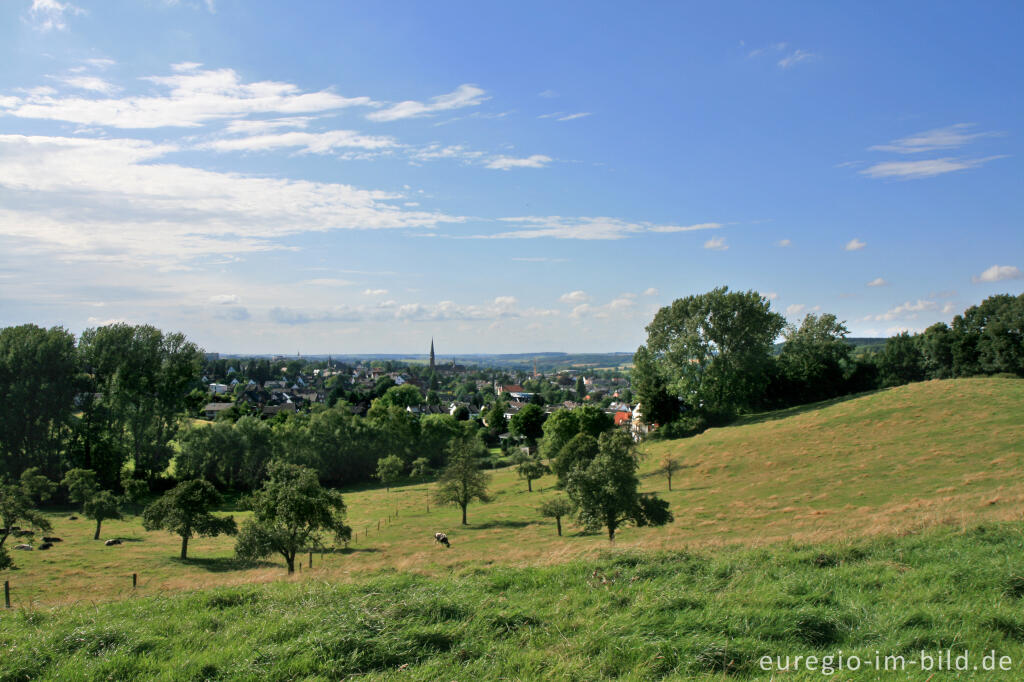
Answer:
429 338 435 371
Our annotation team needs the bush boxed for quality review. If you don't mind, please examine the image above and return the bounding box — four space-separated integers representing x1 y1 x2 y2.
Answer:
652 414 709 440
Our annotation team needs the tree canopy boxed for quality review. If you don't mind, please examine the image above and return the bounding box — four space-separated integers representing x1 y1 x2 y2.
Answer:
235 461 350 573
142 479 236 560
434 432 491 525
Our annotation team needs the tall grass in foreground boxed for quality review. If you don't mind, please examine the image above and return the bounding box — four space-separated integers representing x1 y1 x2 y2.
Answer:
4 522 1024 680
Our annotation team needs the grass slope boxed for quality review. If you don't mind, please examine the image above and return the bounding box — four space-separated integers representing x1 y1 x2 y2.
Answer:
3 377 1022 609
4 524 1024 679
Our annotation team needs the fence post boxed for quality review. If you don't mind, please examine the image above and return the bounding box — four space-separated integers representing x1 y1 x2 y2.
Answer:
309 551 313 569
132 573 137 589
4 580 9 609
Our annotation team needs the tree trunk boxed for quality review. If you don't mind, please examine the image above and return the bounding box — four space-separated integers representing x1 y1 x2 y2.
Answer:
556 517 562 537
180 535 189 560
94 519 102 540
668 473 672 491
608 525 616 542
461 503 467 525
527 478 533 492
286 554 295 574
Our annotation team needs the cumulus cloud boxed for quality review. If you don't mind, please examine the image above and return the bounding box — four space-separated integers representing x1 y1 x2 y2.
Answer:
643 287 659 296
363 288 388 295
485 154 552 170
367 84 487 122
303 278 354 287
777 238 791 247
786 303 820 317
269 297 555 325
54 75 119 95
845 238 866 251
201 129 398 155
867 277 889 287
29 0 83 31
208 293 239 304
704 236 728 250
972 264 1022 283
559 290 589 304
874 299 938 321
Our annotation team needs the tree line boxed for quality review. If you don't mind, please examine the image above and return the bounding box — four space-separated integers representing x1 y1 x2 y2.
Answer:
633 288 1024 435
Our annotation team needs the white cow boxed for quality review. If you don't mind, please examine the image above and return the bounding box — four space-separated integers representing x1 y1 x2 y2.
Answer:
434 532 450 548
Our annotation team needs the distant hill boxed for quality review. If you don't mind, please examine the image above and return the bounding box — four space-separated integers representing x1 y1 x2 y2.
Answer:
219 352 635 371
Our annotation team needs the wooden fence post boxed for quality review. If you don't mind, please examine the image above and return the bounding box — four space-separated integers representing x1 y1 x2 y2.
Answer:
132 573 137 589
309 551 313 569
4 580 9 609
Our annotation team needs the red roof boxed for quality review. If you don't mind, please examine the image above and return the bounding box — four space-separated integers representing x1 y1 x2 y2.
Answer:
614 411 631 426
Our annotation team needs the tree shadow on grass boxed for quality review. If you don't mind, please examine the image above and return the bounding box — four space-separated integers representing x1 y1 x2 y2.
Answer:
464 520 533 530
734 390 882 427
313 547 382 555
171 557 276 572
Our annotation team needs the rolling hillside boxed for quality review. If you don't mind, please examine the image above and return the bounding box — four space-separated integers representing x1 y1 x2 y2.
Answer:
5 377 1022 607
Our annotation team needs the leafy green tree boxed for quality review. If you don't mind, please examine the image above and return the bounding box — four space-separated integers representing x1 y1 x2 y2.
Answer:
566 431 673 541
419 414 463 467
575 376 586 399
658 455 680 491
77 324 203 482
509 403 547 452
410 457 433 478
514 453 549 492
142 479 236 560
19 467 56 504
539 496 573 536
539 409 580 460
120 472 149 506
434 433 491 525
0 324 77 480
877 332 926 387
637 287 785 419
375 384 424 409
952 294 1024 376
376 455 404 492
919 322 955 379
774 313 854 404
630 345 679 426
366 402 421 465
61 468 99 513
0 477 52 551
552 433 600 486
84 490 123 540
235 462 350 574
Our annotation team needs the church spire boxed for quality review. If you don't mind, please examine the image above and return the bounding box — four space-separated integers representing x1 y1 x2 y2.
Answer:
429 338 435 371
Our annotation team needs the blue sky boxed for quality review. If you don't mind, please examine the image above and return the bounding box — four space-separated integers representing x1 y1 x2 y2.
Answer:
0 1 1021 354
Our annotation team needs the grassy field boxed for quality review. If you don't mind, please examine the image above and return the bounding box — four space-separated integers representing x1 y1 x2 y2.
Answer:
3 377 1022 608
5 524 1024 679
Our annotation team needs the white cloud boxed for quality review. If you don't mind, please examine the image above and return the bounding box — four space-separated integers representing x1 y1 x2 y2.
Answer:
485 154 552 170
704 236 728 250
777 238 791 247
778 49 816 69
845 238 866 251
559 290 589 304
304 279 353 287
763 292 778 300
363 288 389 295
201 129 398 155
55 75 119 95
870 124 999 154
269 297 555 325
0 134 462 266
972 264 1022 283
223 117 314 134
875 299 938 321
484 217 722 240
786 304 807 317
208 293 239 304
29 0 83 31
867 277 888 287
860 156 1004 179
541 112 592 122
367 84 487 122
538 89 558 98
0 66 376 128
643 287 659 296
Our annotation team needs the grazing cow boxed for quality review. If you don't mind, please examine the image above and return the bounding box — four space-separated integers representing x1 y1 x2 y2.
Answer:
13 544 33 551
104 539 121 546
434 532 450 548
42 537 62 543
38 542 53 550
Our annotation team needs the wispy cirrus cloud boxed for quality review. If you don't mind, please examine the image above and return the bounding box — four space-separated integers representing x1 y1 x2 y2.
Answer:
367 84 487 122
200 129 398 155
778 49 816 69
869 123 1000 154
860 156 1004 179
0 64 376 128
480 217 723 240
867 277 889 287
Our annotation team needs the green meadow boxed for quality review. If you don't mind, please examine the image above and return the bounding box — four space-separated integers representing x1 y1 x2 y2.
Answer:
2 376 1023 679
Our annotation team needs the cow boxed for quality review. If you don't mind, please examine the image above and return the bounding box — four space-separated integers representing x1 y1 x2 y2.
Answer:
42 537 62 543
434 532 450 548
104 539 122 546
13 544 32 551
38 542 53 550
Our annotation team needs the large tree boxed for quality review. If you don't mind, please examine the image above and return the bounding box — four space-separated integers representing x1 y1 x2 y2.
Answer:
509 403 547 452
952 293 1024 376
142 479 236 560
78 324 203 482
376 455 404 492
0 477 53 551
84 490 123 541
514 452 549 492
636 287 785 419
565 431 673 541
235 462 350 574
434 433 491 525
768 313 854 406
0 324 77 480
